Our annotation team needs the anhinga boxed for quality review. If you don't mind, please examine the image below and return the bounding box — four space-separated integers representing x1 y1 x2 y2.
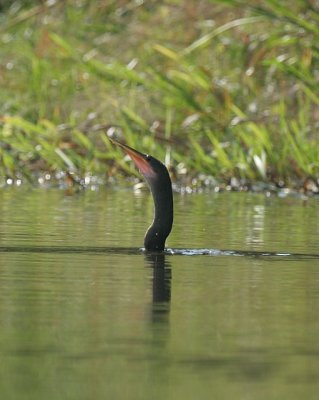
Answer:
110 139 173 252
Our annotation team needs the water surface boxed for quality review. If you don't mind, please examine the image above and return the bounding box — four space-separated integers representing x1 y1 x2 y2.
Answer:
0 188 318 399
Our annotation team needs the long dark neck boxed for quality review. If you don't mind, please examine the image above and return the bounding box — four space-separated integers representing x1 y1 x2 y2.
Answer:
144 173 173 252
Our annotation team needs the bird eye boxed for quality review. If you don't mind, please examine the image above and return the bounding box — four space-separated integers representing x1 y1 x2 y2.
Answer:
145 154 151 161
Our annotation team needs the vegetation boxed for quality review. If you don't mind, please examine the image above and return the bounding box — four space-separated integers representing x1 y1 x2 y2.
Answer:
0 0 318 192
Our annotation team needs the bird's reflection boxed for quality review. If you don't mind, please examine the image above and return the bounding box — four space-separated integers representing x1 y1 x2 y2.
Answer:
145 253 171 324
143 254 171 392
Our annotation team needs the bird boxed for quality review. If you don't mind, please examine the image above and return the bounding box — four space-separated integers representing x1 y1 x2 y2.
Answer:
110 138 173 252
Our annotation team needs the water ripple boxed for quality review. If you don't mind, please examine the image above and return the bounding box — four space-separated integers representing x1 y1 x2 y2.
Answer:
0 246 318 259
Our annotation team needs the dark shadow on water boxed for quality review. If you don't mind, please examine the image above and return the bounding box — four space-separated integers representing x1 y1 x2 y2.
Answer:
0 246 140 255
178 356 280 381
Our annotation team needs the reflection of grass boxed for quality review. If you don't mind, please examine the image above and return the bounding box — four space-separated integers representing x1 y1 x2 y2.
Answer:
0 1 318 190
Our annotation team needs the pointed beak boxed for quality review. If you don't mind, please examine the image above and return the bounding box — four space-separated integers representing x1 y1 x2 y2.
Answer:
110 138 156 178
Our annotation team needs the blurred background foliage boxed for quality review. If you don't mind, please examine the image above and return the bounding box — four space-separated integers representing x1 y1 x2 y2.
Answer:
0 0 318 191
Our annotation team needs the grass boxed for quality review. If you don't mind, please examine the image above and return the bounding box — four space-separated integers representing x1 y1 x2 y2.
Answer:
0 0 318 192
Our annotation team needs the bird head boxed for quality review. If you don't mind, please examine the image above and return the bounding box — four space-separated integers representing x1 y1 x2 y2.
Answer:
109 138 168 187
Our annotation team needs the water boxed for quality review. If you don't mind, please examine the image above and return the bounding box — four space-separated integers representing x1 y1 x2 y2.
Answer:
0 187 319 399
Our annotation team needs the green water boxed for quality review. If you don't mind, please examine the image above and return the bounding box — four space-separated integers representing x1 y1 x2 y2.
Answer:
0 188 319 400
